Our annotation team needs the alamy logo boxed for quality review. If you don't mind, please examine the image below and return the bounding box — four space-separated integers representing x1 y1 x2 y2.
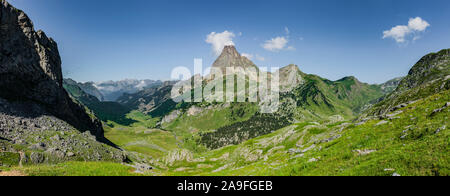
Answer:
170 59 280 113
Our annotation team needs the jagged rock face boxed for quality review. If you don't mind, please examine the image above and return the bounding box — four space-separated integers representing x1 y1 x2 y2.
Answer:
278 64 304 92
212 45 258 72
0 1 105 141
0 3 62 82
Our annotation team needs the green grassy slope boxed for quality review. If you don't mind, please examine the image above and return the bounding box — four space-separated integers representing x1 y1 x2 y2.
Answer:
157 89 449 176
163 103 259 136
160 71 384 150
9 88 447 176
365 48 449 116
2 162 140 176
286 74 384 121
104 111 178 159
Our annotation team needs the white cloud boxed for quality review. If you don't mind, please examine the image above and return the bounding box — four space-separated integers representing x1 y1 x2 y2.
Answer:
206 31 235 56
255 55 265 61
241 53 253 60
263 36 288 52
383 17 430 43
262 27 297 52
383 25 411 43
242 53 265 61
408 17 430 31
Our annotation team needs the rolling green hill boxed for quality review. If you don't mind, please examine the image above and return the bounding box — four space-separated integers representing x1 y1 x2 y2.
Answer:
284 73 384 120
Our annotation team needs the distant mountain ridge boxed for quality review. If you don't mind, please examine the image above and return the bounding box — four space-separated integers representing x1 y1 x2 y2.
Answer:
63 79 135 125
65 79 164 102
116 81 177 115
94 79 163 101
64 79 105 101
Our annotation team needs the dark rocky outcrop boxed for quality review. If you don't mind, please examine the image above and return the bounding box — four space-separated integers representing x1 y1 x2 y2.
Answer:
0 0 108 143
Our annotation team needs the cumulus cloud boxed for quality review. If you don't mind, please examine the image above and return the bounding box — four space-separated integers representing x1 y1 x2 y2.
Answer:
383 17 430 43
255 55 265 61
262 27 296 52
383 25 411 43
242 53 265 61
241 53 253 60
408 17 430 31
263 36 288 52
206 31 235 56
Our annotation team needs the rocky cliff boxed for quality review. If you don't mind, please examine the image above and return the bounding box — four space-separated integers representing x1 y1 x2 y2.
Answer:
0 0 106 142
277 64 305 92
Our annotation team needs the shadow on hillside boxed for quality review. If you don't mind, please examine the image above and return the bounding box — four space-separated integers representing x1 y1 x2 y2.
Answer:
0 97 122 149
87 101 138 126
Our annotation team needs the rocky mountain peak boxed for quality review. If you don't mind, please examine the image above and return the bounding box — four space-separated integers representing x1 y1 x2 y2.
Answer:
212 45 258 71
278 64 304 92
279 64 301 74
221 45 240 57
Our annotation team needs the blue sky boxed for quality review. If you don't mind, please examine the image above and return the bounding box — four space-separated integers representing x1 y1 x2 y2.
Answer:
8 0 450 84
